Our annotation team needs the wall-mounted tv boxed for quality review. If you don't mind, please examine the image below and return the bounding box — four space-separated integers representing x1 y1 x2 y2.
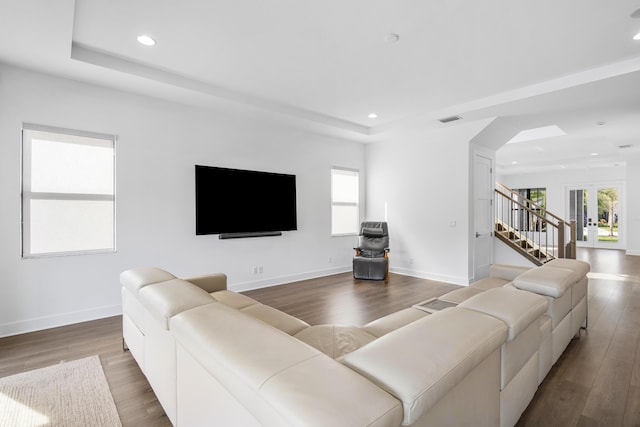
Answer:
195 165 297 238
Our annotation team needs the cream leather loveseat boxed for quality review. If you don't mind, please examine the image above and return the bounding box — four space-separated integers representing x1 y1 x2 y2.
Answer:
120 259 588 427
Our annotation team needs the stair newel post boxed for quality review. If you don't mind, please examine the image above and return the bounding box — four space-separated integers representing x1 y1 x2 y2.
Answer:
569 220 577 259
557 220 565 259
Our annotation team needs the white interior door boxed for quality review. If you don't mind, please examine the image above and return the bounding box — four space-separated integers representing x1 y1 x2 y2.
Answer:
473 152 494 280
568 184 622 249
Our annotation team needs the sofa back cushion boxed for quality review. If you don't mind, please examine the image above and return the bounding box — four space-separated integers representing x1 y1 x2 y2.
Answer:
544 258 590 280
341 307 507 426
120 267 176 295
512 267 574 298
171 303 403 426
459 288 548 341
139 279 216 330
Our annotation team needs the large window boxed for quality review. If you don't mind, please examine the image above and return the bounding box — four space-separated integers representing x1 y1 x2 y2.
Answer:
331 167 359 236
22 124 116 257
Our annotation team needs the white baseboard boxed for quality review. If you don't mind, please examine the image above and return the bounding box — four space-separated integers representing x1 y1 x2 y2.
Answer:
390 267 470 286
230 266 469 292
229 266 352 292
0 304 122 338
626 250 640 256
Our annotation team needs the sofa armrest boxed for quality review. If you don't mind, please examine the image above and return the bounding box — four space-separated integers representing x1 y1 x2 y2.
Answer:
183 273 227 293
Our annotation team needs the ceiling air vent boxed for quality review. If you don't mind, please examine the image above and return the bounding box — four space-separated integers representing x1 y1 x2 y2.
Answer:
617 144 633 149
438 115 462 124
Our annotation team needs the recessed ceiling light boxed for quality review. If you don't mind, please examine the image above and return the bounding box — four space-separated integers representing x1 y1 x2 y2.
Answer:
137 35 156 46
383 33 400 44
634 31 640 41
511 161 518 165
591 153 599 156
438 115 462 124
368 113 378 119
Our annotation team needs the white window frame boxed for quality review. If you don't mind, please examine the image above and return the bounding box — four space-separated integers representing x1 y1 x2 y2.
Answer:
21 123 116 258
331 167 359 236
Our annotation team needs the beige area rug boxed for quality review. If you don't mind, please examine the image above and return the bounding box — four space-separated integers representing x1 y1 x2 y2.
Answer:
0 355 122 427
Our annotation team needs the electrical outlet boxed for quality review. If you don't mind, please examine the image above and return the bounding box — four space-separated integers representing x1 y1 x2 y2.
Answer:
328 257 332 263
252 266 258 275
258 266 263 274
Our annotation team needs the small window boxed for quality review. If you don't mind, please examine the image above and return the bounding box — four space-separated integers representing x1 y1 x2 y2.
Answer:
22 124 116 257
331 167 359 236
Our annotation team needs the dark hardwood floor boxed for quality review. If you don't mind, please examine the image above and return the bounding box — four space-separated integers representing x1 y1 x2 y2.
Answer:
0 248 638 426
242 272 461 326
517 248 640 427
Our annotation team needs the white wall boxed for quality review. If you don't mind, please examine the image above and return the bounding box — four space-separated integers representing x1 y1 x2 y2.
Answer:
0 64 366 337
626 154 640 255
365 120 491 285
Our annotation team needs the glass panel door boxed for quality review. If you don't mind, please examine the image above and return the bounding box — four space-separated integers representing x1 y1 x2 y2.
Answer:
568 184 622 249
596 186 620 247
568 188 590 245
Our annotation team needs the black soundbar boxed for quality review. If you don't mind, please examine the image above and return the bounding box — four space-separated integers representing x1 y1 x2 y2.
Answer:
218 231 282 239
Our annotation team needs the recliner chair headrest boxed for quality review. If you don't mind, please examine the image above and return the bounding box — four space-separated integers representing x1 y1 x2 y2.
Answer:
362 227 384 237
360 221 388 237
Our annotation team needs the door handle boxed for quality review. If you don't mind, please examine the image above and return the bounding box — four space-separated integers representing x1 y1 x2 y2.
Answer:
476 232 490 238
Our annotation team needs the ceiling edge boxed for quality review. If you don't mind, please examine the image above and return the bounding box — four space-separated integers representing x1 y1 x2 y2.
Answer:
69 42 371 136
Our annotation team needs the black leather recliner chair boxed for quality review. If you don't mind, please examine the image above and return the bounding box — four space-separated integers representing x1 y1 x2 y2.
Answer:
353 221 389 283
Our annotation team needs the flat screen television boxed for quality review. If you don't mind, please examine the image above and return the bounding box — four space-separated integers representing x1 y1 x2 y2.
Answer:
195 165 297 237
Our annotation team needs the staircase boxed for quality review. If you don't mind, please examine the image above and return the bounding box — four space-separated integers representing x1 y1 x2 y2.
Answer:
494 183 577 266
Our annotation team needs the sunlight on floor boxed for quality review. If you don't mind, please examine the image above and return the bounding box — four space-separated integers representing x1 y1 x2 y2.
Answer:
588 272 640 283
0 392 49 426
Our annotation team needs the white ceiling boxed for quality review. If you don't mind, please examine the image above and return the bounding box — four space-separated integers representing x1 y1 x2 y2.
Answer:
1 0 640 173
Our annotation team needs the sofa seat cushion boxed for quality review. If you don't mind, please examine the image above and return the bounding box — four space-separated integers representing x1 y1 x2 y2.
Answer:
294 325 378 359
211 290 309 335
438 287 484 304
469 277 510 291
171 303 402 427
183 273 227 293
341 307 507 426
120 267 177 295
138 279 217 330
363 308 429 338
512 267 574 298
489 264 531 281
240 304 310 335
211 290 259 309
458 288 548 341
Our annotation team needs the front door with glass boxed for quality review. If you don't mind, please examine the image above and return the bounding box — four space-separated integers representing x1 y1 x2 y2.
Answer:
568 184 622 249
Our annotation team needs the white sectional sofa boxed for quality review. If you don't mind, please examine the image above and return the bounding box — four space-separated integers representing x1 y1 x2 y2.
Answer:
437 258 590 427
120 258 589 427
